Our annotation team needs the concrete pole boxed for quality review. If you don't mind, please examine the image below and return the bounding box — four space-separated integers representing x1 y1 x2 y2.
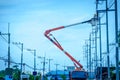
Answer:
8 23 10 68
98 16 102 80
47 58 53 72
89 33 92 79
115 0 119 80
55 64 59 76
21 43 23 80
34 50 36 80
105 0 110 79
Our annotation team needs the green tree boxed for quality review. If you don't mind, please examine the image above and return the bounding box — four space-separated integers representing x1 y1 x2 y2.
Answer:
29 74 34 80
110 67 116 79
12 65 20 80
60 74 66 80
0 70 5 79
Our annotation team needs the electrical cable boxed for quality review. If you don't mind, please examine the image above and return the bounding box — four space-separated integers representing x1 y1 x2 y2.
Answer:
0 34 35 71
12 42 21 49
25 63 34 70
97 0 115 19
108 0 114 9
0 56 35 70
0 35 8 43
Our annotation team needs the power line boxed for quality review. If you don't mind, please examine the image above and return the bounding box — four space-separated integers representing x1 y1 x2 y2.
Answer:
0 35 8 43
108 0 115 9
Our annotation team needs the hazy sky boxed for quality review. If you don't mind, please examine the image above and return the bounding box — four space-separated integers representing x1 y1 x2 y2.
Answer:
0 0 119 73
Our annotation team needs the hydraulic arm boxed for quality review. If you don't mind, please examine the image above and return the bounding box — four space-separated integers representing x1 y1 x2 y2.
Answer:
44 20 91 70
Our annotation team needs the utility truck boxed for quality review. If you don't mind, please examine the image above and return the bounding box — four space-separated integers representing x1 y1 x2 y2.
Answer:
44 20 93 80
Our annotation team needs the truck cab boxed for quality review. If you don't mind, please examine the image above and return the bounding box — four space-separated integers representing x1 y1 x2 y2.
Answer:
69 71 88 80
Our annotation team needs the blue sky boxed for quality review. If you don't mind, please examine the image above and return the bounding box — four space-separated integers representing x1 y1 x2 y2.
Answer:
0 0 119 73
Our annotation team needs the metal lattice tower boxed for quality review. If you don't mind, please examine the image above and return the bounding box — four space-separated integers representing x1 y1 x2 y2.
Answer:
96 0 119 80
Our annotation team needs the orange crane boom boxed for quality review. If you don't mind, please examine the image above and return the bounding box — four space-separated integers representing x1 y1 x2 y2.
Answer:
44 20 91 70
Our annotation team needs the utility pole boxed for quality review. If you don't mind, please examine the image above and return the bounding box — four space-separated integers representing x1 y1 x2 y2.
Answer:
43 57 45 77
12 42 23 80
0 23 13 79
115 0 119 80
26 49 36 80
63 65 67 75
38 56 47 80
0 25 11 68
0 23 11 68
21 43 23 80
85 40 89 72
34 50 36 72
105 0 110 79
55 63 59 76
96 0 119 79
8 23 10 68
47 58 53 72
89 33 92 79
98 16 102 80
